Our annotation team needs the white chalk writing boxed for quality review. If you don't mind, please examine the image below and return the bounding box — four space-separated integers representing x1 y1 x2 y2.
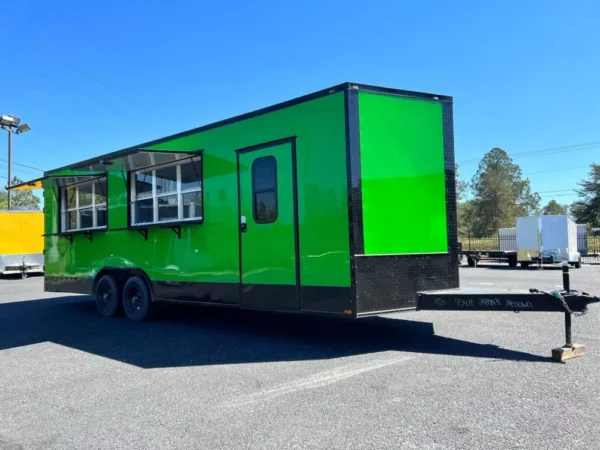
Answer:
454 298 474 308
505 300 533 309
478 298 502 307
434 298 447 307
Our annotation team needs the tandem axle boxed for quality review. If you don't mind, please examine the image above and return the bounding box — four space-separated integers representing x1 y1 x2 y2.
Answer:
417 264 600 362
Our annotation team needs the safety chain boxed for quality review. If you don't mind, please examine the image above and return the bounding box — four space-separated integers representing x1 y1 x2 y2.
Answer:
550 290 587 317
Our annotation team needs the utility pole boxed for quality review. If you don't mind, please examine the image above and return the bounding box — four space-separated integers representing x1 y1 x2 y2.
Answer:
7 129 12 209
1 115 31 210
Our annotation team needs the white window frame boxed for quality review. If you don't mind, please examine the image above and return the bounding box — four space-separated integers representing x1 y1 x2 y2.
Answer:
60 177 108 232
130 156 203 226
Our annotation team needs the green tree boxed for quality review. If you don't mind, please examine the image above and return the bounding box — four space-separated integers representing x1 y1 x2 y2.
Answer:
455 163 474 236
0 176 41 210
571 163 600 228
542 199 568 215
469 147 540 236
455 163 468 202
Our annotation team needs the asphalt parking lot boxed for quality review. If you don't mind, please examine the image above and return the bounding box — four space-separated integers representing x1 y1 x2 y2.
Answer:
1 265 600 450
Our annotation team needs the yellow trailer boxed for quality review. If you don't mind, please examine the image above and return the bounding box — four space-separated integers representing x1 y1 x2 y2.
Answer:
0 210 44 278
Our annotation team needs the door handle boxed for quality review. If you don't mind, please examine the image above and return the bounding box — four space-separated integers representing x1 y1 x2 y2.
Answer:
240 216 247 233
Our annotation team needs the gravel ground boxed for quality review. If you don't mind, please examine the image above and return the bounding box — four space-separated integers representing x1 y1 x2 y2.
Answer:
1 265 600 450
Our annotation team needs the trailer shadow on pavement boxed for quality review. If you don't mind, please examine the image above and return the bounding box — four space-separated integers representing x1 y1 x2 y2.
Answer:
0 295 551 368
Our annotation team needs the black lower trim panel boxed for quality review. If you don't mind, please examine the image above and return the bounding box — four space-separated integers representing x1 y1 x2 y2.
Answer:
44 276 355 317
355 254 459 314
153 281 239 305
241 283 298 310
301 286 355 314
45 276 94 295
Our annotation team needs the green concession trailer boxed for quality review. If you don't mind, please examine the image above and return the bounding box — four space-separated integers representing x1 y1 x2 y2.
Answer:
13 82 459 321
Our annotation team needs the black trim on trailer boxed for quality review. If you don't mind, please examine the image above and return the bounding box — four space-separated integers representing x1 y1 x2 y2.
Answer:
290 138 301 311
44 276 355 316
235 136 301 311
343 90 357 314
344 87 363 315
442 102 460 285
300 286 354 314
239 284 298 311
153 280 240 305
45 276 94 294
152 281 352 316
44 83 452 177
235 151 243 304
355 254 455 314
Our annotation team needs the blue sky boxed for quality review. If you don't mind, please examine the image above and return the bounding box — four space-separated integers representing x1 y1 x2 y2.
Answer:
1 0 599 207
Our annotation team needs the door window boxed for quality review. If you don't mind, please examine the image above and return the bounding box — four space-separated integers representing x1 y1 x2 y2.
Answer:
252 156 278 223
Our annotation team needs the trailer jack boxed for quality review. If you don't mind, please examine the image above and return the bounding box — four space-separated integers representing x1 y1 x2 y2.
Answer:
417 265 600 362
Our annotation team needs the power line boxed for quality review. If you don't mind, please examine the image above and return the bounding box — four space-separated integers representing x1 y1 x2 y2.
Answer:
513 144 600 160
0 158 44 172
539 193 578 198
15 37 179 127
537 189 575 194
510 140 600 158
524 165 590 176
458 141 600 165
0 51 162 133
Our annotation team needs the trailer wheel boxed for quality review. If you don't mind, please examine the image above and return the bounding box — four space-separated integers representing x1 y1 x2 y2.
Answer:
508 254 518 268
122 276 152 321
521 262 530 268
574 260 581 269
95 274 121 317
467 257 476 267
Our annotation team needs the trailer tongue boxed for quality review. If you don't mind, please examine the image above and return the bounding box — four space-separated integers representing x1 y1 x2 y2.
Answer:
417 265 600 362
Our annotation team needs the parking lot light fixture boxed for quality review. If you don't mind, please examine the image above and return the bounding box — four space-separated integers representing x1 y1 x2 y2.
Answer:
1 114 32 210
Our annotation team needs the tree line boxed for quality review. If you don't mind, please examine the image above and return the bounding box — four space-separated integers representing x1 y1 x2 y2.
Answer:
457 148 600 237
0 176 41 210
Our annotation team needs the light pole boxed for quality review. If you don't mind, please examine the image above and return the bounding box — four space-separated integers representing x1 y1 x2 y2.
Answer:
1 115 31 210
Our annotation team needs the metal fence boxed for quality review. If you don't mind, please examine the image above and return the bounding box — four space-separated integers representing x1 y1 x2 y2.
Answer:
458 232 600 265
458 234 516 252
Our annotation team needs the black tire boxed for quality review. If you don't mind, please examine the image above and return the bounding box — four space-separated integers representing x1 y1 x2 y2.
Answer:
574 260 581 269
508 254 518 268
467 257 476 267
122 276 153 321
95 274 121 317
521 262 530 268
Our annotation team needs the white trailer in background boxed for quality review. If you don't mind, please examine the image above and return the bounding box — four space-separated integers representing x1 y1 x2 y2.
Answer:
516 215 581 268
498 227 516 251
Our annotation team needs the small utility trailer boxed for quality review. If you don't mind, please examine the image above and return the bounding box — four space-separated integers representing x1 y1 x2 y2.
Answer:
459 244 519 268
461 216 582 269
10 82 599 362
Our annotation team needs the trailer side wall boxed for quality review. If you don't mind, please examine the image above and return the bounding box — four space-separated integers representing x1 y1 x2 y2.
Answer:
43 92 353 312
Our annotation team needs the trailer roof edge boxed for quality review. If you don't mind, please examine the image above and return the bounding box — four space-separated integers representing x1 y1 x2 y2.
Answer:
45 82 453 175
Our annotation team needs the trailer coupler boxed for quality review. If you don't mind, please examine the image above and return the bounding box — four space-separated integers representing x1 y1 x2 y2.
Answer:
416 265 600 362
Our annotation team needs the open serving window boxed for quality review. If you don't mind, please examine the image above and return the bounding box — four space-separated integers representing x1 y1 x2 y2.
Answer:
11 148 204 241
9 171 108 242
